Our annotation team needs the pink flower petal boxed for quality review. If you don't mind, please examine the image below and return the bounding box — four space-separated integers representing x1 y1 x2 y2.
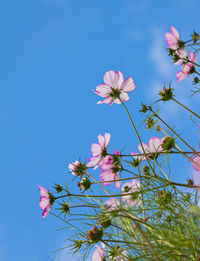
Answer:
170 26 179 40
95 84 111 97
176 71 187 82
87 156 101 168
114 174 121 188
104 133 111 147
39 197 49 210
91 143 102 156
104 70 124 88
193 155 200 171
97 97 112 104
38 185 49 197
120 92 129 102
120 76 136 93
42 204 50 218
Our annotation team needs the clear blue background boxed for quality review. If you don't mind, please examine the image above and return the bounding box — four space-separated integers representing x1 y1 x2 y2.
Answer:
0 0 200 260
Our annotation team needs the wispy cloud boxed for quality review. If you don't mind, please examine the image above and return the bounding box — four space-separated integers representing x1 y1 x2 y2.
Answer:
150 27 172 77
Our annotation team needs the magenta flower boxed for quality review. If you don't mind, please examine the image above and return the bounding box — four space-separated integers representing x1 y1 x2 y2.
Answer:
176 52 196 82
87 133 110 169
100 150 121 188
38 185 54 218
121 180 140 206
92 243 106 261
104 198 120 212
94 70 136 105
68 160 86 176
165 26 180 50
138 137 162 160
192 154 200 171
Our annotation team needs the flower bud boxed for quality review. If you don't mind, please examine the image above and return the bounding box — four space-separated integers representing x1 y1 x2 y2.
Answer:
142 166 151 176
156 190 172 208
98 214 111 228
130 158 140 167
54 184 63 193
86 226 103 243
159 85 174 102
146 117 154 129
192 32 200 43
59 202 70 216
193 77 200 85
78 177 91 191
140 104 148 113
161 136 175 151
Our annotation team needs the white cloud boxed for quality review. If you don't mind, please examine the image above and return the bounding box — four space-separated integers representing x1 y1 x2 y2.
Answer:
150 27 172 77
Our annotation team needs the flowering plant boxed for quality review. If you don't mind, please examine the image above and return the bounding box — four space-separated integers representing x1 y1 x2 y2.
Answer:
38 27 200 260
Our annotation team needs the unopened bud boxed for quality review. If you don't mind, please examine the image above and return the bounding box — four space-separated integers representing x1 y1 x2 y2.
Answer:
140 104 148 113
54 184 63 193
192 32 200 43
161 136 175 151
78 177 91 191
159 85 174 102
86 226 103 243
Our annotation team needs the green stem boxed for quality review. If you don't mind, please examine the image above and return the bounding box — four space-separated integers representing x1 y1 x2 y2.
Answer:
150 108 198 156
120 99 156 176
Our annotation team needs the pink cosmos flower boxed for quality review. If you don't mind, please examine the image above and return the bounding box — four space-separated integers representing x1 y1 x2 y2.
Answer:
192 154 200 171
165 26 180 50
121 180 140 206
92 243 106 261
100 150 121 188
87 133 110 169
176 52 196 82
138 137 163 160
104 198 120 212
38 185 53 218
68 160 86 176
94 70 136 105
174 48 187 65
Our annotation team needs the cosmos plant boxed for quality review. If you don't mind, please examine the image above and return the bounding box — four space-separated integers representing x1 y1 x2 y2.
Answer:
38 27 200 260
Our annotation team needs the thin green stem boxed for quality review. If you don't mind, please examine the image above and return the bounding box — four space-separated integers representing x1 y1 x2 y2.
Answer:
120 99 156 176
150 108 198 156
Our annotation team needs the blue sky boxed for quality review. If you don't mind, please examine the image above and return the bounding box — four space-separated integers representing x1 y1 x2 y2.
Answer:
0 0 200 260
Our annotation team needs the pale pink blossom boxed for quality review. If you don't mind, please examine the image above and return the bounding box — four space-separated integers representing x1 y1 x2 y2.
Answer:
138 137 163 160
100 150 121 188
192 154 200 171
94 70 136 105
68 161 86 176
92 243 106 261
38 185 52 218
165 26 180 50
176 52 196 82
121 180 140 206
104 198 120 212
87 133 111 169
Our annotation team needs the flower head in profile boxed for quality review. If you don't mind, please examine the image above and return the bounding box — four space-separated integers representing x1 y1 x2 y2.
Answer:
92 243 106 261
121 180 141 206
165 26 182 50
138 137 163 160
87 133 110 169
38 185 55 218
176 52 196 82
94 70 136 105
68 161 86 176
100 150 121 188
